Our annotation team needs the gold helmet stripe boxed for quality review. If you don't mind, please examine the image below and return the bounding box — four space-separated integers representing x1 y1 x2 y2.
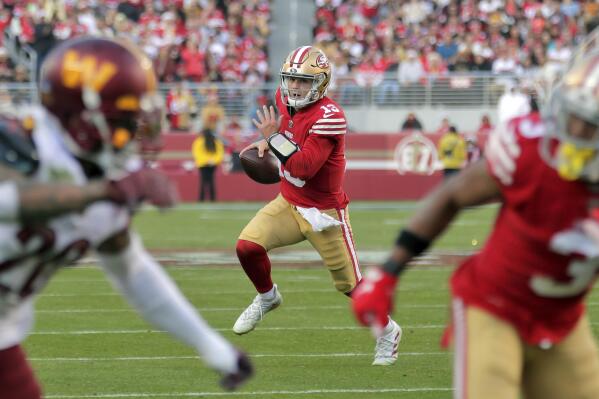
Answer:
291 46 312 66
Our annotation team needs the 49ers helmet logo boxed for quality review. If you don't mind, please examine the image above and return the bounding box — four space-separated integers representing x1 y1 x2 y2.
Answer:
316 54 329 69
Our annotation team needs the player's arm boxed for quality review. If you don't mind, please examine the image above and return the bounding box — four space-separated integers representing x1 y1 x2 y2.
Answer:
95 230 252 390
385 160 501 273
0 164 175 224
352 161 502 328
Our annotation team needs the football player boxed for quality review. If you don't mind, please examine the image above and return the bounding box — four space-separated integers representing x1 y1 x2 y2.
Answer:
0 37 252 399
232 46 402 366
352 50 599 397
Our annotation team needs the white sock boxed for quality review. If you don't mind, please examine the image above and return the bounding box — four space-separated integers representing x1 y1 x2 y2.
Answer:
260 285 277 301
383 318 395 334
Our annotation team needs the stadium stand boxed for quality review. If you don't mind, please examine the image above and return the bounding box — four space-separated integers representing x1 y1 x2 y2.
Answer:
0 0 598 131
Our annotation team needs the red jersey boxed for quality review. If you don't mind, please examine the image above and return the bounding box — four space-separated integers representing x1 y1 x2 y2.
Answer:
452 113 599 345
274 89 349 209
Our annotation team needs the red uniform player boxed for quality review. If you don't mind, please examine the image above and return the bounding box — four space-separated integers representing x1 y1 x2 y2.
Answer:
352 49 599 398
232 46 402 366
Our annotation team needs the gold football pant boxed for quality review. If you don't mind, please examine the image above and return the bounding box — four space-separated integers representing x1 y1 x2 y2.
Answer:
239 194 361 293
452 298 599 399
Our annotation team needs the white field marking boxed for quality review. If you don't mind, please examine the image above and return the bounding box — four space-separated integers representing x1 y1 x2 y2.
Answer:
34 302 599 315
45 387 454 398
35 304 449 314
64 264 455 272
29 321 599 336
29 325 448 335
31 352 449 362
38 286 448 297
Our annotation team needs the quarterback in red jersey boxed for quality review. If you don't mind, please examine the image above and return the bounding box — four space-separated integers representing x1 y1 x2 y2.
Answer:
232 46 402 366
352 51 599 397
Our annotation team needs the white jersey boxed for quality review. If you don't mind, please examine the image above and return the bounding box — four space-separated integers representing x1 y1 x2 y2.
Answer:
0 106 129 348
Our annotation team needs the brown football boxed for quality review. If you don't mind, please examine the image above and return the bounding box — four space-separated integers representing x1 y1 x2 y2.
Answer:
239 148 281 184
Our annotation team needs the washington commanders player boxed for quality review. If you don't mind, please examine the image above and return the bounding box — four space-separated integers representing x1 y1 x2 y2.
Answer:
231 45 402 366
0 37 252 398
352 51 599 398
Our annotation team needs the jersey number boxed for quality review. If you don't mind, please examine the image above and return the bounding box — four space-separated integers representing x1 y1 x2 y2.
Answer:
0 226 90 297
530 258 599 298
320 104 339 118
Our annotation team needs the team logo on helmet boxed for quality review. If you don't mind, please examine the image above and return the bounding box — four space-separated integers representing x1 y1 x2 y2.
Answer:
316 54 329 69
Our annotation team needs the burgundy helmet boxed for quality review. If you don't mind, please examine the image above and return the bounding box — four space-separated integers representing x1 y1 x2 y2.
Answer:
39 36 163 174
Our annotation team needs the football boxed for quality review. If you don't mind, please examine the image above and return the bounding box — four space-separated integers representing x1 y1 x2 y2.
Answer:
239 148 281 184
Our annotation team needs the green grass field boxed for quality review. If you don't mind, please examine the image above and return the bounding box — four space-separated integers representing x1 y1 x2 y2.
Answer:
25 202 599 398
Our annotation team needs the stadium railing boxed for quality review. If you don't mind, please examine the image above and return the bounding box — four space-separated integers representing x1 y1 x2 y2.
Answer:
0 71 533 115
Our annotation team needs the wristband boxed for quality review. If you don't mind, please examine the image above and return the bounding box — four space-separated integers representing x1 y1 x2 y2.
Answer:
267 133 299 164
396 229 430 256
381 257 406 276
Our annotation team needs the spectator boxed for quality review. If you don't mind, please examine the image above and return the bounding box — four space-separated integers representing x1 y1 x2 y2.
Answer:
466 135 482 164
437 125 467 179
476 114 494 135
401 112 423 131
201 92 226 132
397 49 424 86
434 116 452 135
497 82 531 124
180 37 206 82
166 83 198 131
192 128 225 202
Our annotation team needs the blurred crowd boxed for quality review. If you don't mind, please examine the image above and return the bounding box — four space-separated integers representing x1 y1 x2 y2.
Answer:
0 0 271 84
314 0 598 88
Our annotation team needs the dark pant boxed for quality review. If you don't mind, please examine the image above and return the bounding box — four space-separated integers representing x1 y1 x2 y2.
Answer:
443 168 461 180
199 166 217 201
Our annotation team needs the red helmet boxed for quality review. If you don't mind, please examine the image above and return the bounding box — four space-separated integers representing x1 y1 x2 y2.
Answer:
39 36 163 174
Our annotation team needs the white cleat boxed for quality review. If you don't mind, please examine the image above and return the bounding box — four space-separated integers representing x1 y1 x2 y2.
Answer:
233 285 282 335
372 319 402 366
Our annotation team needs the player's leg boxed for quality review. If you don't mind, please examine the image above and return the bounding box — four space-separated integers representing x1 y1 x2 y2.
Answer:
452 299 522 399
233 195 305 334
0 345 42 399
302 206 402 365
522 315 599 399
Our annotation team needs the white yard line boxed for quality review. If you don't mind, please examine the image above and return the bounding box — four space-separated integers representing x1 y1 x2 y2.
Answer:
45 387 454 398
29 325 447 335
35 304 449 314
31 352 448 362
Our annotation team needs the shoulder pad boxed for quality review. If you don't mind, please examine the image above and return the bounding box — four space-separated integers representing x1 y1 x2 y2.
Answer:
0 116 39 176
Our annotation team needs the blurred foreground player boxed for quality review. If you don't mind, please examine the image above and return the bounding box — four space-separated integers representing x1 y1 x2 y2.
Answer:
353 49 599 398
0 37 252 398
233 45 402 366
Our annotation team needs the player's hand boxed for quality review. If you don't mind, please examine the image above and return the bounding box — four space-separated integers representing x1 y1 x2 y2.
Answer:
352 267 398 334
107 168 178 210
485 121 520 185
240 139 269 158
219 350 254 391
252 105 283 140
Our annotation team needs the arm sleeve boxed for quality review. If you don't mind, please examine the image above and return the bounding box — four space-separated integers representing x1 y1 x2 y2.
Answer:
96 233 238 373
284 134 336 180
